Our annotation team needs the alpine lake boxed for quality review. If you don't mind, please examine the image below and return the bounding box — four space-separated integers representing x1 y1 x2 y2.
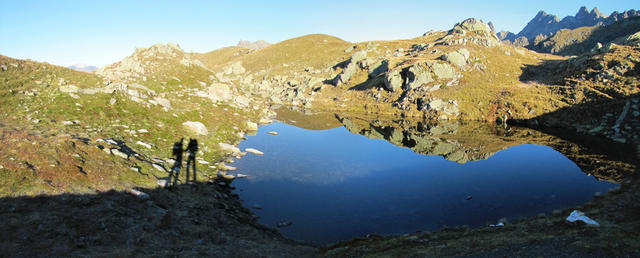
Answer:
230 107 636 245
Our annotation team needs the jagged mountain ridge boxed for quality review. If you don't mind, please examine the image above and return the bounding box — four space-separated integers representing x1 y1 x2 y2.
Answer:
504 6 639 46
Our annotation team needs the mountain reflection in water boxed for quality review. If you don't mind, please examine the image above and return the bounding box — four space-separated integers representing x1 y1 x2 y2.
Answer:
232 110 636 244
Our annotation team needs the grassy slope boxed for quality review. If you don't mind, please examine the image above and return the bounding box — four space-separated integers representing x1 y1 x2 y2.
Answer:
196 46 252 70
0 54 258 195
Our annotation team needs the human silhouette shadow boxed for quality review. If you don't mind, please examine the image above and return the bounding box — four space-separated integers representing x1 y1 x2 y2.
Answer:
185 138 198 184
167 138 184 188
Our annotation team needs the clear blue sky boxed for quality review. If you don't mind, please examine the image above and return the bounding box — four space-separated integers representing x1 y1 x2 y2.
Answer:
0 0 635 67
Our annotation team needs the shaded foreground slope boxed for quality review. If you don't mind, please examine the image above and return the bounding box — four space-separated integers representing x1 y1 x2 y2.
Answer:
0 182 319 257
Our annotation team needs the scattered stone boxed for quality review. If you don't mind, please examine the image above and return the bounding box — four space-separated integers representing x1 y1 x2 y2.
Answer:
245 148 264 155
152 163 166 172
220 164 237 171
258 118 273 124
268 131 278 136
566 210 600 227
218 143 241 154
1 65 6 71
182 121 208 135
127 189 150 200
237 173 249 178
157 179 168 186
111 149 129 159
136 141 152 149
277 220 293 228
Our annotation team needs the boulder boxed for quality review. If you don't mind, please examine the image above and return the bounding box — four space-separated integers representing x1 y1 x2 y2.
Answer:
246 121 258 131
245 148 264 155
182 121 208 135
440 51 467 66
333 62 357 85
136 141 152 149
351 50 367 63
218 143 241 154
111 149 129 159
429 62 456 79
384 69 403 92
405 63 434 90
1 65 7 71
153 97 171 109
207 83 234 102
368 59 388 78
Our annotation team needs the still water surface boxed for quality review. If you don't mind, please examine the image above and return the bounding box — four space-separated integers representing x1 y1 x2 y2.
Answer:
232 117 617 244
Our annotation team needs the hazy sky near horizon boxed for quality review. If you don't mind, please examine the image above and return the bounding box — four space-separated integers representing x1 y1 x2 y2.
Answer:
0 0 636 67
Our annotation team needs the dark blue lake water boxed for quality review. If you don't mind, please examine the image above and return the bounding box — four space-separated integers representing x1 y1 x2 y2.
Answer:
232 119 617 245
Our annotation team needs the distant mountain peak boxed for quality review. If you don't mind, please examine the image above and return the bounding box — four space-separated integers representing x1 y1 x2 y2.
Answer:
237 40 271 50
68 64 97 72
513 6 639 45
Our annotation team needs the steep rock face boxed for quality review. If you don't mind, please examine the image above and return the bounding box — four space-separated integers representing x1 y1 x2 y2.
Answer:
530 17 640 56
512 7 640 46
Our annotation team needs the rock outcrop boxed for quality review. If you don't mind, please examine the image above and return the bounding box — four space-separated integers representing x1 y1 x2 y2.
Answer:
507 7 640 47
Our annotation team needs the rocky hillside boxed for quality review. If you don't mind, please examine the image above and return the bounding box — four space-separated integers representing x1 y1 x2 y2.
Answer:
529 16 640 56
0 46 273 195
503 7 639 47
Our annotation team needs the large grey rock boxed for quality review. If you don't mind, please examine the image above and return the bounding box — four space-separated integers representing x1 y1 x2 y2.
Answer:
405 63 434 90
333 62 357 85
384 69 403 92
440 49 469 66
429 62 456 79
368 59 388 78
351 50 367 63
246 121 258 131
233 95 251 108
456 48 470 59
1 65 7 71
182 121 208 135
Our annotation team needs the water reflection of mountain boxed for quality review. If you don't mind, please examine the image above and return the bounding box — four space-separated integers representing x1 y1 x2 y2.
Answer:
335 114 636 183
